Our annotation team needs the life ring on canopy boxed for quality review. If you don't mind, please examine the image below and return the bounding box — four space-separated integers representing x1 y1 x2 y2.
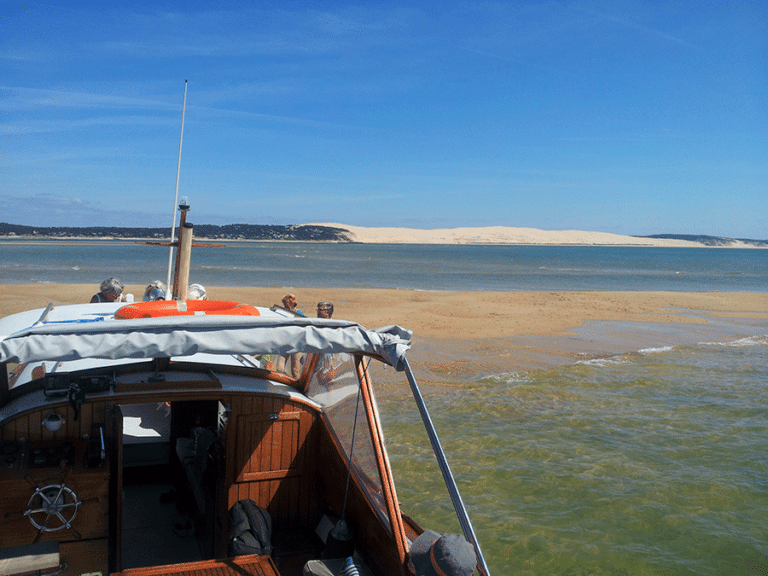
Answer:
115 300 260 319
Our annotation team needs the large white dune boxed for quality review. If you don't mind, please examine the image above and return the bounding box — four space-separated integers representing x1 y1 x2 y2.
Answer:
310 224 757 247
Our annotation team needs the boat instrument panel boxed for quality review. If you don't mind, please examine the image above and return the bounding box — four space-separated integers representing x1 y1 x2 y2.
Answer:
1 440 77 470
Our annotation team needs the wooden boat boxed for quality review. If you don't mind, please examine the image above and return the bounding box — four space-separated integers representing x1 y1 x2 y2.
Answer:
0 223 489 575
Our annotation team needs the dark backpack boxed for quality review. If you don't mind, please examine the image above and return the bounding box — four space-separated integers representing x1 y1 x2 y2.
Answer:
228 499 273 556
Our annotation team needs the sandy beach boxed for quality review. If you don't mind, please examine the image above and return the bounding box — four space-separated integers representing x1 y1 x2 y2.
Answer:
2 284 766 378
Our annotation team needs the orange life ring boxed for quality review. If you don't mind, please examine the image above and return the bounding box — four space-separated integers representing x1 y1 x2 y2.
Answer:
115 300 261 319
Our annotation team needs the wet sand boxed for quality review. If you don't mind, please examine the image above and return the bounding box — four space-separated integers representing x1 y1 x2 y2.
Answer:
2 285 766 378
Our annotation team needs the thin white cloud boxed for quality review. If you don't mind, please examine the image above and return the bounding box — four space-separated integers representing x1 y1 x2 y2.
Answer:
0 115 173 136
572 5 699 49
0 86 182 112
2 192 172 228
0 84 376 137
80 6 421 60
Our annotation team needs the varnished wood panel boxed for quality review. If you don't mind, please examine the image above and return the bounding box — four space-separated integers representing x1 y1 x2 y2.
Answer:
235 413 306 483
28 410 42 442
0 441 109 548
60 537 109 576
113 553 278 576
225 399 320 534
109 405 124 572
1 417 16 442
1 389 324 558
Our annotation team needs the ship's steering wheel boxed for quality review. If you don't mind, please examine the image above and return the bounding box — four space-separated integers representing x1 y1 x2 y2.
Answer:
24 483 81 532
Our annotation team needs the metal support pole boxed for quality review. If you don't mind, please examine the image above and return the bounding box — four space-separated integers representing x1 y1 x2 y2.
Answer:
166 80 188 294
402 356 491 576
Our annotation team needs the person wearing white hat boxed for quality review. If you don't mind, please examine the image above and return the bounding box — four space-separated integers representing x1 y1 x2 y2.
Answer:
186 283 207 300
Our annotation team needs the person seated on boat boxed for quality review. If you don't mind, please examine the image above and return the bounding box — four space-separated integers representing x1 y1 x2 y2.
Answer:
90 278 126 303
274 295 305 378
317 301 334 319
278 351 304 379
408 530 477 576
143 280 167 301
312 302 337 383
186 283 207 300
281 293 306 317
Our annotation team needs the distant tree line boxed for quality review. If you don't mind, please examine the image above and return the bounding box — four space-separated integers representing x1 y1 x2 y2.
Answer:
0 222 353 242
2 223 765 246
639 234 768 247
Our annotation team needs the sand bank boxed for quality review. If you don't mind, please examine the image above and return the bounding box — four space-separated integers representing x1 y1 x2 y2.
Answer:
2 285 766 378
313 223 762 247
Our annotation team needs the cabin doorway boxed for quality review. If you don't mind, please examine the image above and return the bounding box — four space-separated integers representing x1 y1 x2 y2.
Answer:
113 401 219 570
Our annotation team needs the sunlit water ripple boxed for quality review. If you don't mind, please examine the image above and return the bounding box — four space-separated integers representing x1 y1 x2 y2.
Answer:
380 338 768 575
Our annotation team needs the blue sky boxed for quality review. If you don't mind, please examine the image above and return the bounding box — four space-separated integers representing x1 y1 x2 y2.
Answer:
2 1 766 238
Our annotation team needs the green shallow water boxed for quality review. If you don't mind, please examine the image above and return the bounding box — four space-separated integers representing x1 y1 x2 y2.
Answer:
379 337 768 575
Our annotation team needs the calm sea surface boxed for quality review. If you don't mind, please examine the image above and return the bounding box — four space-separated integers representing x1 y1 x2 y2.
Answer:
0 239 765 292
2 240 767 574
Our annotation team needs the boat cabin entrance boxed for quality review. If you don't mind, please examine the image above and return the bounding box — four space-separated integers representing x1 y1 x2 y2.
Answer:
117 400 221 569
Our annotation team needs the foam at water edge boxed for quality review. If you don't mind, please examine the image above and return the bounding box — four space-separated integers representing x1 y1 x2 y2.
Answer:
639 346 674 355
701 335 768 347
483 371 530 384
577 356 630 367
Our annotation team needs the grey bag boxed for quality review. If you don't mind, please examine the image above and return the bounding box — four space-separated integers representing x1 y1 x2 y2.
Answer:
229 499 273 556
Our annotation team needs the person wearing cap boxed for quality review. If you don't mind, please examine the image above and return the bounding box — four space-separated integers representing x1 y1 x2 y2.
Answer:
408 530 477 576
143 280 167 301
317 301 334 319
90 278 126 303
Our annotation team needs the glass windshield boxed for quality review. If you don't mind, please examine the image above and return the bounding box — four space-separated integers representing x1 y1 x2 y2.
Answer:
305 353 392 533
253 352 306 379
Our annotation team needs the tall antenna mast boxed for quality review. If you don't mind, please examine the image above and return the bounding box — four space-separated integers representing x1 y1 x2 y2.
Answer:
166 79 188 295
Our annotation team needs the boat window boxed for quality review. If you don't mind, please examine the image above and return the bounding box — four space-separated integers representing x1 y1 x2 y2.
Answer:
8 359 145 391
252 353 306 380
305 353 392 533
7 361 50 389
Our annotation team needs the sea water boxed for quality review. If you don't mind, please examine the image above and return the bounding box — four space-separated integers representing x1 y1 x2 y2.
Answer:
1 240 766 574
381 337 768 575
0 240 766 292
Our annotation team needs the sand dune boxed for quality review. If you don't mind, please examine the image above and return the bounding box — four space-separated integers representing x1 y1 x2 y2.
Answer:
312 224 751 247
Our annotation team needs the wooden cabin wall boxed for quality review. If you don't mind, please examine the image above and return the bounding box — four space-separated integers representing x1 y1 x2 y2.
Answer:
224 394 321 536
0 390 325 539
0 399 109 443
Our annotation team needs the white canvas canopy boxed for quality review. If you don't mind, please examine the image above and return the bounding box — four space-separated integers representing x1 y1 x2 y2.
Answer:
0 309 412 370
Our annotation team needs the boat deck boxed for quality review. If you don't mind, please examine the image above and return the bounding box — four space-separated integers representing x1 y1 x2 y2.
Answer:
115 553 279 576
121 467 203 569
